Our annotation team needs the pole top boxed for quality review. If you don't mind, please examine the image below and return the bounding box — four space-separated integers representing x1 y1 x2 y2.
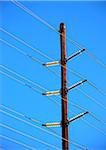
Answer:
60 23 66 30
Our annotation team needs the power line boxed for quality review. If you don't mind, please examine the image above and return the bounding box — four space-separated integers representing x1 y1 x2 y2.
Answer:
45 127 87 150
0 64 105 132
86 50 106 69
0 38 43 65
66 67 106 96
77 88 106 110
0 38 61 79
0 70 25 86
0 123 60 150
11 0 106 69
1 28 106 97
69 101 106 126
81 118 106 136
11 0 82 49
1 32 105 109
1 101 105 139
1 63 105 137
70 111 106 136
0 64 47 92
55 94 106 136
0 134 36 150
0 70 42 94
0 67 61 107
1 63 106 114
0 103 88 149
0 65 61 106
0 38 105 135
0 104 42 125
0 28 54 61
0 69 105 141
58 94 106 126
2 100 105 128
1 1 106 148
0 109 87 150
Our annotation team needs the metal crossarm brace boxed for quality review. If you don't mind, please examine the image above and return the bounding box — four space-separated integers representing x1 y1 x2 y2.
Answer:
67 48 86 62
68 79 87 91
68 111 89 124
42 111 89 128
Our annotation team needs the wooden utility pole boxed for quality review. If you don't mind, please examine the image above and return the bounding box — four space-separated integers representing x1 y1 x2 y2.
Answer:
42 23 88 150
60 23 68 150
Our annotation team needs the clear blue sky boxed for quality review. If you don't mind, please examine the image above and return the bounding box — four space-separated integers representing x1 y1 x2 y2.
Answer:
0 1 106 150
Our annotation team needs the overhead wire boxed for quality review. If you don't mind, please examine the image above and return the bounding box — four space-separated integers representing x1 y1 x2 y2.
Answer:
0 21 105 144
0 28 54 61
11 0 106 69
1 101 105 138
11 0 82 50
0 38 61 79
0 69 60 106
0 66 88 148
77 88 106 110
0 134 37 150
0 65 106 123
0 64 106 133
0 69 105 138
1 34 106 111
0 109 87 150
85 50 106 69
0 104 42 125
0 38 45 65
0 28 106 98
0 70 42 94
45 127 88 150
69 101 106 125
0 64 47 92
69 111 106 136
0 0 105 145
1 62 106 132
0 103 90 149
0 48 105 118
0 29 106 99
0 123 60 150
81 118 106 136
0 72 105 137
66 67 106 96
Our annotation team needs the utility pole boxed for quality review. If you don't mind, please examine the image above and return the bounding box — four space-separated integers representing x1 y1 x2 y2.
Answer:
60 23 68 150
42 23 88 150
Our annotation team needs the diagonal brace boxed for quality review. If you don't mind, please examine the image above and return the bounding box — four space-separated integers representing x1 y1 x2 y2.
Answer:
68 79 87 91
67 48 86 62
68 111 89 124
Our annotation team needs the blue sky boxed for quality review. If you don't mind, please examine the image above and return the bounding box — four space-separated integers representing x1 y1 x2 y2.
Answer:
0 1 106 150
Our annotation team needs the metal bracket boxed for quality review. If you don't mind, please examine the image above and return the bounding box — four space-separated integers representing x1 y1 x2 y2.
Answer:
67 48 86 62
68 111 89 124
68 79 87 91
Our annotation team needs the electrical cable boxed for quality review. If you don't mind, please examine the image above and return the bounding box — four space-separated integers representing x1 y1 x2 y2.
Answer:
0 65 103 132
11 0 106 69
0 123 60 150
0 134 37 150
0 109 87 150
1 28 106 97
